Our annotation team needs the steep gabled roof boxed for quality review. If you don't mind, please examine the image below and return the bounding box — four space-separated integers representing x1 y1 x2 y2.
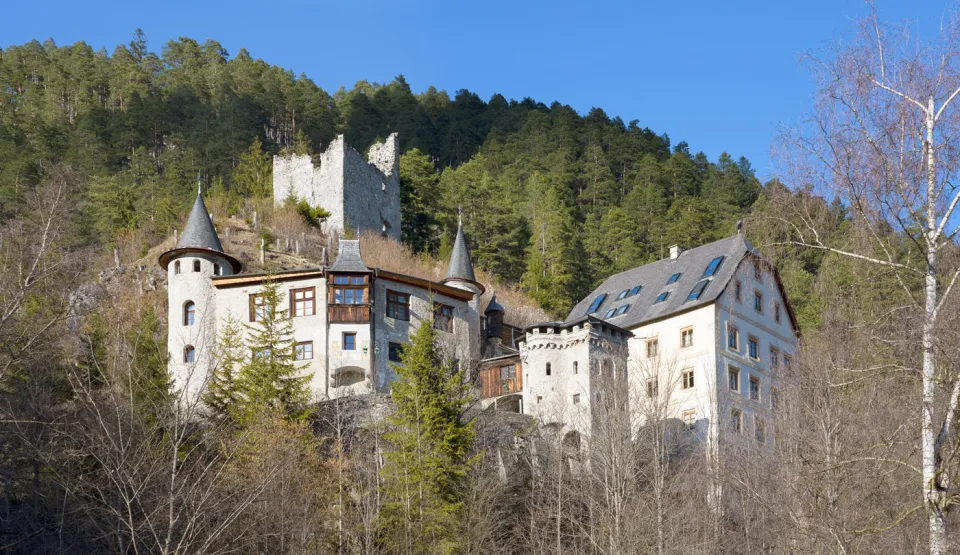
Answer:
330 239 370 273
178 193 224 252
446 224 476 282
566 234 797 332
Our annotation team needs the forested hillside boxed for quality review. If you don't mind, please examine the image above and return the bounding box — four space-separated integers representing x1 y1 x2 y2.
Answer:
0 31 762 315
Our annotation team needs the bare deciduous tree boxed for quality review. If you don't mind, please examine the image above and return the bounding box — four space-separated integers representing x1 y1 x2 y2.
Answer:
775 7 960 552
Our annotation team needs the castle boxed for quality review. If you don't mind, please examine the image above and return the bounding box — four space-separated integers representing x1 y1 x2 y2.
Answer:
161 133 799 450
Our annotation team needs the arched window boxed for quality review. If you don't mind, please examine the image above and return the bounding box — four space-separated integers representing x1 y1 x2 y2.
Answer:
573 361 578 375
546 362 552 376
184 301 196 326
213 263 221 276
193 260 201 272
174 261 181 274
184 345 195 363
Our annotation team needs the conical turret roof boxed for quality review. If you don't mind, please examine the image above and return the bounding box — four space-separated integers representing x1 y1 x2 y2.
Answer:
446 224 476 283
485 291 505 314
158 190 241 273
178 193 225 252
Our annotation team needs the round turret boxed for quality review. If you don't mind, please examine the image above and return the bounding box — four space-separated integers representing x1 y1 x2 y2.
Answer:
159 192 240 402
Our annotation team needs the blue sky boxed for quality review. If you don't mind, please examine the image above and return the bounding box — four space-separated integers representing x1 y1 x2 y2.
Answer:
1 0 953 179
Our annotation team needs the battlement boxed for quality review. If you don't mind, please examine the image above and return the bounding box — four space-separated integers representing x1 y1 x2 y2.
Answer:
273 133 401 240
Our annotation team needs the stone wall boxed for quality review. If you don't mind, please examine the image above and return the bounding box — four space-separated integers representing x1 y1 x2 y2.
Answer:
273 133 401 241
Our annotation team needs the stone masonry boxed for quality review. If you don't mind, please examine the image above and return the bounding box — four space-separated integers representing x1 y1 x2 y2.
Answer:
273 133 401 241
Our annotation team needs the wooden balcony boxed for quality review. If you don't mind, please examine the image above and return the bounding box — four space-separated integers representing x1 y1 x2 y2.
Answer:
329 304 370 323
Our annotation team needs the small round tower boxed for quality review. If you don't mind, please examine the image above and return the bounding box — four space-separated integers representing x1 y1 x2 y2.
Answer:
484 291 505 341
158 190 241 403
443 217 485 364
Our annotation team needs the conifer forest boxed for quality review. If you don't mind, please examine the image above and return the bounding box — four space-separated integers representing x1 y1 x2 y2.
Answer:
3 5 960 553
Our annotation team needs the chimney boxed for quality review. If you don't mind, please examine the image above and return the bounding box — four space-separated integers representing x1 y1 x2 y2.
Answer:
669 245 685 260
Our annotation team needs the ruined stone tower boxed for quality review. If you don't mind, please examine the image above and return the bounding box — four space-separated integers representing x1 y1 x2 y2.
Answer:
273 133 401 240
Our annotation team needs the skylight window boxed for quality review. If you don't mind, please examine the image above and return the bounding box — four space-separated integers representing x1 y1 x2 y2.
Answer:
667 272 682 284
629 285 642 296
616 289 629 300
587 293 608 314
702 256 724 278
615 305 630 316
604 308 616 318
655 291 670 303
685 280 710 303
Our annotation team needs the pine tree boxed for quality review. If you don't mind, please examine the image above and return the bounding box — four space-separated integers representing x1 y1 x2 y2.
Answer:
233 136 273 198
203 313 245 423
380 318 475 554
235 278 313 422
400 148 441 254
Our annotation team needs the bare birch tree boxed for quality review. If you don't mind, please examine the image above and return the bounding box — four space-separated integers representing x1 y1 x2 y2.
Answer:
775 7 960 552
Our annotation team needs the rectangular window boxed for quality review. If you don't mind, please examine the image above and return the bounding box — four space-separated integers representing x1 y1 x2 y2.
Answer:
333 276 365 285
604 308 616 318
546 363 552 376
333 287 366 305
646 378 658 398
616 289 629 300
573 361 579 374
772 388 780 410
388 342 404 362
727 326 739 351
500 365 516 380
667 272 682 284
433 303 454 332
754 262 762 280
784 355 793 371
249 293 267 322
587 293 608 314
774 302 782 324
386 290 410 321
615 305 630 316
646 338 659 358
770 347 780 368
343 333 356 351
728 366 740 391
629 285 642 296
755 417 765 443
703 256 724 277
682 409 696 430
655 291 670 303
749 375 761 401
685 280 709 302
731 408 742 433
291 287 316 317
754 291 763 313
681 369 695 390
735 280 742 302
573 393 581 404
680 327 693 348
295 341 313 360
748 336 759 360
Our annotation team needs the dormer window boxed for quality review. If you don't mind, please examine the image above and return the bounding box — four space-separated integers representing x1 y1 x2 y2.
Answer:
329 274 370 323
193 260 201 272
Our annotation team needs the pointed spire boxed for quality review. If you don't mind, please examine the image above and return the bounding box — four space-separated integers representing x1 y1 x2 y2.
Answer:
177 191 225 253
446 220 476 283
485 290 504 314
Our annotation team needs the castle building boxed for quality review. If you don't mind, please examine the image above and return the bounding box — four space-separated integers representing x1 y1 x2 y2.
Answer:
481 235 800 447
272 134 401 241
160 190 499 403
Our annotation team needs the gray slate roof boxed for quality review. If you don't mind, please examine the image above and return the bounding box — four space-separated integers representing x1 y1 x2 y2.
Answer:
178 193 225 253
485 292 505 313
566 235 756 329
446 224 476 282
330 240 370 272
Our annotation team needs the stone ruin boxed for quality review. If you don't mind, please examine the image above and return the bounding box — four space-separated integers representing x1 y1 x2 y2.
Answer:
273 133 401 241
